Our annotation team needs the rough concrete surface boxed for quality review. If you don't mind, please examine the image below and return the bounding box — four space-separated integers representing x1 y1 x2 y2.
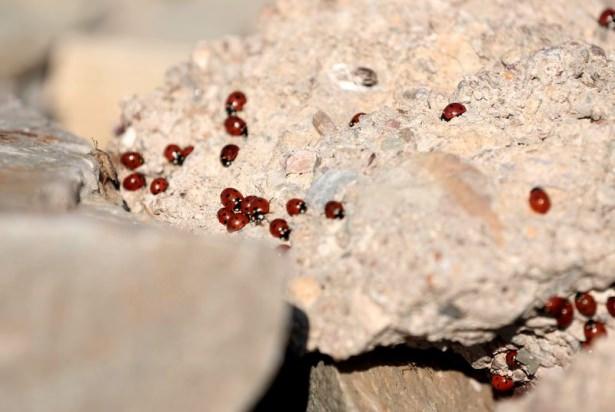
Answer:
113 0 615 388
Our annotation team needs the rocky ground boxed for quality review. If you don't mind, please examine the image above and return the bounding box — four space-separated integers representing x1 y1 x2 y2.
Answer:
3 0 615 411
114 0 615 390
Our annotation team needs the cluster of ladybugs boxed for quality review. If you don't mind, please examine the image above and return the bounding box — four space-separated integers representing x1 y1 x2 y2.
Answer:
491 291 615 394
216 91 345 243
120 144 194 194
216 186 345 241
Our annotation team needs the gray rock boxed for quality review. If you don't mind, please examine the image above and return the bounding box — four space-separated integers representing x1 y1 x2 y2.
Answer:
0 94 98 211
0 214 289 412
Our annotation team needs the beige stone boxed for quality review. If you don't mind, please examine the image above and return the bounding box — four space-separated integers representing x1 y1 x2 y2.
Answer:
45 34 192 148
308 357 493 412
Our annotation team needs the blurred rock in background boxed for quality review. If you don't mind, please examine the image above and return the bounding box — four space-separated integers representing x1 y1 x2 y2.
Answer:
0 0 267 148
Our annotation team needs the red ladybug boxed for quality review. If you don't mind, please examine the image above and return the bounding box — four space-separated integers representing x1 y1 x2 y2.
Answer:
584 320 607 343
217 207 233 225
226 213 250 232
120 152 144 170
286 198 307 216
225 91 247 115
441 102 466 121
543 296 566 316
529 187 551 214
557 301 574 329
574 292 597 317
270 218 292 240
122 173 146 191
244 197 270 223
607 296 615 318
224 116 248 137
543 296 574 329
598 8 615 28
505 350 518 369
349 112 366 127
324 201 345 219
150 177 169 195
220 188 244 212
491 374 514 393
220 144 240 167
164 144 185 165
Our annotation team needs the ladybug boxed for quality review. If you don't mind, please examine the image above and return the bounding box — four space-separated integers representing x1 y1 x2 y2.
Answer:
225 91 247 115
441 102 466 121
598 8 615 28
286 198 307 216
557 300 574 329
529 187 551 214
584 319 607 343
505 350 518 369
120 151 144 170
217 207 233 225
349 112 366 127
220 188 244 212
607 296 615 318
244 197 270 223
122 172 146 191
270 218 292 241
324 200 345 219
224 116 248 137
164 144 185 165
226 213 250 233
220 144 240 167
574 292 597 317
150 177 169 195
490 374 514 393
543 296 566 316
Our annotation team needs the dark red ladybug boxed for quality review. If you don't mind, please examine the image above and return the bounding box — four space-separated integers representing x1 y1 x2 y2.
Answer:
164 144 185 165
225 91 247 115
150 177 169 195
491 374 514 393
599 8 615 28
557 300 574 329
217 207 233 225
574 292 597 317
584 319 607 343
270 218 292 240
220 144 240 167
224 116 248 137
286 198 307 216
324 201 345 219
441 102 466 121
226 213 250 232
120 152 144 170
349 112 366 127
544 296 566 316
529 187 551 214
244 197 270 223
505 350 518 369
607 296 615 318
220 188 244 212
122 173 146 191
